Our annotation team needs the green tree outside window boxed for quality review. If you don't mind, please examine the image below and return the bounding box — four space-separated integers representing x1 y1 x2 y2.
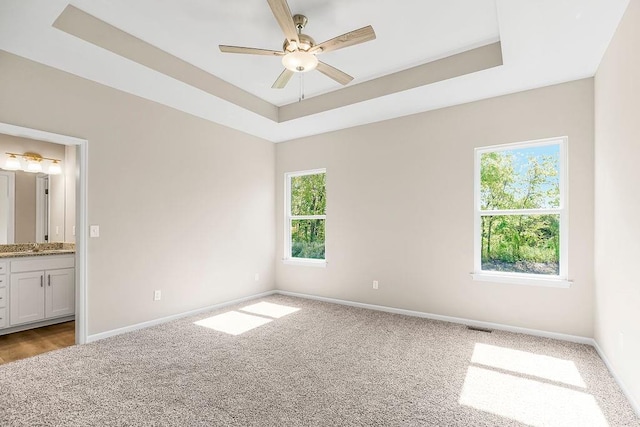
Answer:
287 171 326 260
479 143 562 275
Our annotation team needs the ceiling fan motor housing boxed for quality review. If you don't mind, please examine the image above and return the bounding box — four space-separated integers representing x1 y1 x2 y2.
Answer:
283 33 316 52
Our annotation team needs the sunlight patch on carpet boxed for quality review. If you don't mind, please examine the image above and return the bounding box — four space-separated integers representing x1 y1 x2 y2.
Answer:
459 366 608 427
194 311 272 335
239 301 300 318
471 343 586 387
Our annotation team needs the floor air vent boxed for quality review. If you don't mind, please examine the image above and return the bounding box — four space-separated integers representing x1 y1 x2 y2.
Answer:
466 325 493 333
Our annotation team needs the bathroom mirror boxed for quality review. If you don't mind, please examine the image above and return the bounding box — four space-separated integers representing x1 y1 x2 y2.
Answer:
1 134 71 244
0 169 65 244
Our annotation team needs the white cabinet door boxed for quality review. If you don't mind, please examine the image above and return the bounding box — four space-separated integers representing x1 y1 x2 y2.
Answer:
45 268 75 319
10 271 45 325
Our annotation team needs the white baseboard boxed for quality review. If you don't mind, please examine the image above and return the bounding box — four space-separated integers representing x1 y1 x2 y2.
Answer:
86 290 277 343
592 340 640 417
275 290 593 344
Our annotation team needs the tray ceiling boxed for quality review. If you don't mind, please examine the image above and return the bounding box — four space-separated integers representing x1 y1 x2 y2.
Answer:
0 0 630 142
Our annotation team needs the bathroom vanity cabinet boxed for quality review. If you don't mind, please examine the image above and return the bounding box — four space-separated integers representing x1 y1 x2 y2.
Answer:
0 263 6 329
0 254 75 333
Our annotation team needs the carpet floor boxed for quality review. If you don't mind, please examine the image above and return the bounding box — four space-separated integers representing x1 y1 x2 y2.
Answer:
0 295 637 426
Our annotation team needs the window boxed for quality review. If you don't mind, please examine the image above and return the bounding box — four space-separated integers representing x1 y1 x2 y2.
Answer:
473 138 569 287
284 169 326 265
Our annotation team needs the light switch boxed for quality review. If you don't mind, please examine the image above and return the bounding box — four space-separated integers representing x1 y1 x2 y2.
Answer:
90 225 100 238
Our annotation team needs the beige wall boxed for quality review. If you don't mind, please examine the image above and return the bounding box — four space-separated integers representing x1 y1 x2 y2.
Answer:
276 79 595 337
0 51 276 335
594 0 640 410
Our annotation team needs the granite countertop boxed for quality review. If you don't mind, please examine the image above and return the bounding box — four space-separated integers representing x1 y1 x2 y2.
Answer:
0 243 76 259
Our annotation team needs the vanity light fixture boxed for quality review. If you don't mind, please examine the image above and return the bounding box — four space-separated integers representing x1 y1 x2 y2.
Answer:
3 152 63 175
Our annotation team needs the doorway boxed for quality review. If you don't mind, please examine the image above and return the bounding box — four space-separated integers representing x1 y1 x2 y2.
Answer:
0 122 88 345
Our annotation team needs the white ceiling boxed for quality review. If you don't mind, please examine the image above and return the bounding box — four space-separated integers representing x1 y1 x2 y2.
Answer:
0 0 630 142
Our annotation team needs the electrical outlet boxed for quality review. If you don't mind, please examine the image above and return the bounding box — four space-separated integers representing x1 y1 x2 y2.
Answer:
154 290 161 301
90 225 100 238
373 280 379 290
254 273 259 282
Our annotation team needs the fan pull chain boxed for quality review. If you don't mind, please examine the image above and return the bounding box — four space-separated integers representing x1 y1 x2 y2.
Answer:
298 73 305 102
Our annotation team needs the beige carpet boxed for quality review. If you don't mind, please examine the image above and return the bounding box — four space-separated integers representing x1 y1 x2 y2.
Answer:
0 294 637 426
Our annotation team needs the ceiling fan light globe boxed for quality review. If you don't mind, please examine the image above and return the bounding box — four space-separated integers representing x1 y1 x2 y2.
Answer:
282 51 318 73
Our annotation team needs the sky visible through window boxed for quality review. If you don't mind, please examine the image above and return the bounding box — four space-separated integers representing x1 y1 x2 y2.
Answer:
510 144 559 209
481 144 560 211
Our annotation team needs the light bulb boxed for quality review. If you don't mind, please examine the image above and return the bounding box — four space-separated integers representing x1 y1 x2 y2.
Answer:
4 154 20 170
26 159 42 173
48 160 62 175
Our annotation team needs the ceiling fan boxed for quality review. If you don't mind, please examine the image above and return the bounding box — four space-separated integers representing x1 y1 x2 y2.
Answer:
219 0 376 89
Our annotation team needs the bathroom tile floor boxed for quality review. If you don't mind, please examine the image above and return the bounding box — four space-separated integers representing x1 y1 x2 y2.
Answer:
0 321 75 364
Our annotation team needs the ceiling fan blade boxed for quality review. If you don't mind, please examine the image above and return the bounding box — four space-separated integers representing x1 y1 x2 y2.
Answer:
267 0 300 45
316 61 353 85
219 45 284 56
272 69 295 89
311 25 376 54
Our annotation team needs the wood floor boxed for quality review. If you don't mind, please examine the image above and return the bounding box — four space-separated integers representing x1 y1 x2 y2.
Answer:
0 322 75 365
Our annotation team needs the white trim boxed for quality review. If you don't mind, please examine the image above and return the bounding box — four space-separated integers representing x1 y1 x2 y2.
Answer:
473 136 568 285
275 290 592 344
476 136 568 153
282 258 327 267
284 170 291 260
85 286 591 344
76 142 88 344
86 290 277 343
286 168 326 178
0 122 88 345
35 174 48 242
471 273 572 288
0 170 15 243
290 215 327 221
592 340 640 417
0 123 86 146
479 208 562 216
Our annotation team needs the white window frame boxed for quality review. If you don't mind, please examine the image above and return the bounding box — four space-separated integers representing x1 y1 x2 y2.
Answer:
283 168 327 267
472 137 571 288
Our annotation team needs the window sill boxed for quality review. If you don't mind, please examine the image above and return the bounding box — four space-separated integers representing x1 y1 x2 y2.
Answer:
471 273 572 288
282 258 327 268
